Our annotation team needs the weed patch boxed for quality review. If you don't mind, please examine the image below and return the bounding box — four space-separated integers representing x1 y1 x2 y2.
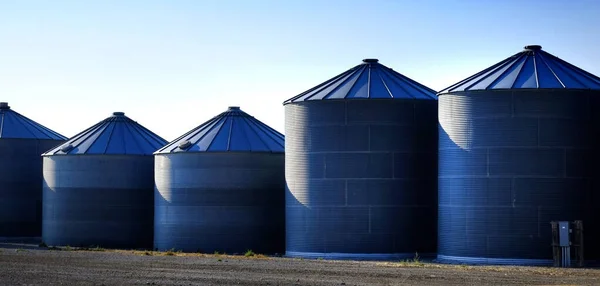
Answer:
164 248 180 256
89 246 105 252
79 246 105 252
398 252 425 267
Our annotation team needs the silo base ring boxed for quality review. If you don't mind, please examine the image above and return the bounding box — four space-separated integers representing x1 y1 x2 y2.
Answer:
436 255 554 266
286 251 435 261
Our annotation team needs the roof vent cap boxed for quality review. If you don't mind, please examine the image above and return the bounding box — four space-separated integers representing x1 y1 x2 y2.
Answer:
0 102 10 110
178 140 192 149
524 45 542 51
228 106 240 111
362 58 379 63
112 112 125 116
60 144 74 153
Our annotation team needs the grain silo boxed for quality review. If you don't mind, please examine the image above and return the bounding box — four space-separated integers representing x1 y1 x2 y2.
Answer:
154 106 285 254
438 45 600 265
284 59 438 260
0 102 66 238
42 112 167 249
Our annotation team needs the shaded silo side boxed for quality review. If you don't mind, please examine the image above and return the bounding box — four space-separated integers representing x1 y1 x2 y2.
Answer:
438 45 600 265
284 59 439 260
42 112 167 249
0 102 67 238
154 106 285 254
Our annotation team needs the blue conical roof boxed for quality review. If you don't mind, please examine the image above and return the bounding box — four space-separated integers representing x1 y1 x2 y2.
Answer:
440 45 600 93
283 59 437 104
0 102 67 140
155 106 284 154
43 112 167 156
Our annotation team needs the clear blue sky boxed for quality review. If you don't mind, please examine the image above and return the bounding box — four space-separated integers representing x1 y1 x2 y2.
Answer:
1 0 599 140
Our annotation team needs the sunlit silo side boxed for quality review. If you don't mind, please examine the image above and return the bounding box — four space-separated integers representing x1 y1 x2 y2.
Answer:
0 102 66 238
42 112 167 249
154 106 285 254
438 45 600 265
284 59 438 260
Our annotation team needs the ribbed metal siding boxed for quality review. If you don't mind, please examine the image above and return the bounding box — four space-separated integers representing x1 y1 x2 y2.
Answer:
285 100 438 259
154 152 285 254
0 139 63 237
42 155 155 249
438 90 600 265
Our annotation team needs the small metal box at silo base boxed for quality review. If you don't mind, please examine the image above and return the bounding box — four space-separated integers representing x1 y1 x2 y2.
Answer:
558 222 570 247
551 221 571 267
552 221 585 268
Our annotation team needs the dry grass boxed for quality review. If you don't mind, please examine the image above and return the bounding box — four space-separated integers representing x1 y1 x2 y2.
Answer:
39 245 269 259
108 249 270 259
45 246 105 252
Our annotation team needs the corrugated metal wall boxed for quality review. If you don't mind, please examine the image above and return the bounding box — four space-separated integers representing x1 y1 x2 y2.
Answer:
0 139 64 237
285 99 438 259
154 152 285 254
438 90 600 265
42 155 155 249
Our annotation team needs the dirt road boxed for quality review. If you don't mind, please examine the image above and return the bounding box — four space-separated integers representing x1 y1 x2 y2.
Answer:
0 244 598 285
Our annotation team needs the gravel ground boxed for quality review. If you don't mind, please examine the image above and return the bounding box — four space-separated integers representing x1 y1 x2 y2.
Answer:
0 243 599 285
